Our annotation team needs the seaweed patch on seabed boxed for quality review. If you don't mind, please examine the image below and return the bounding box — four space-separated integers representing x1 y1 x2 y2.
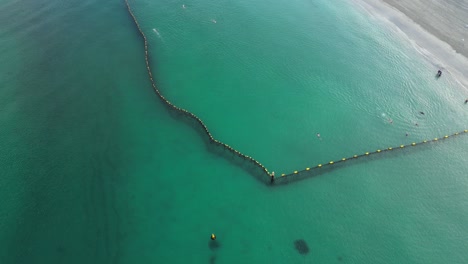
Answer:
294 239 309 255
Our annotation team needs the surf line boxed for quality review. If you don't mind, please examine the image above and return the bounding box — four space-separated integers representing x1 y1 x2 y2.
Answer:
124 0 467 183
124 0 271 178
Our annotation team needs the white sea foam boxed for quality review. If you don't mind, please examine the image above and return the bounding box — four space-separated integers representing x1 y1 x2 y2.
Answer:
352 0 468 92
152 28 160 36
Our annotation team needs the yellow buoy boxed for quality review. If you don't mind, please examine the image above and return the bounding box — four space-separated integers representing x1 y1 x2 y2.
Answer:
377 150 381 153
306 168 310 171
281 173 285 177
465 130 467 133
211 234 216 240
294 171 298 174
411 143 416 146
353 155 358 158
434 138 438 141
342 158 346 161
388 147 393 150
400 145 405 148
444 135 448 138
455 133 459 135
423 140 427 143
318 164 322 168
329 161 334 164
365 152 369 155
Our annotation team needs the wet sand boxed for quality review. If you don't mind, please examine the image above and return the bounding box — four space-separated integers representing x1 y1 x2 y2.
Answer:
381 0 468 58
355 0 468 91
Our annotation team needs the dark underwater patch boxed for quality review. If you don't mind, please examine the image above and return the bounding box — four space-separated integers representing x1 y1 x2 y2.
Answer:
294 239 309 255
209 240 220 250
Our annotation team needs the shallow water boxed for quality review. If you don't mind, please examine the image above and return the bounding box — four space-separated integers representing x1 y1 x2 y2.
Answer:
0 0 467 263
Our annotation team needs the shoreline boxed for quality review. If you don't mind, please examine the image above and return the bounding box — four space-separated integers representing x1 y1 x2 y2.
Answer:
353 0 468 93
380 0 468 58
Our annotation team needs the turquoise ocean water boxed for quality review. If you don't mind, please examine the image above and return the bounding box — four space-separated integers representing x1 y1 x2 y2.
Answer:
1 0 467 263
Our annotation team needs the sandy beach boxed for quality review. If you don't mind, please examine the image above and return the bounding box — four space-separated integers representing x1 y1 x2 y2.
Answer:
381 0 468 58
356 0 468 91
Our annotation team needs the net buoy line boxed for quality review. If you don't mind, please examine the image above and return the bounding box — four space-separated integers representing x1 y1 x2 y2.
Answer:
277 130 468 181
124 1 467 184
124 0 271 178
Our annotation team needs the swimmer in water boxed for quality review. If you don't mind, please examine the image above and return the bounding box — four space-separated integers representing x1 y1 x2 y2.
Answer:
419 111 425 115
388 118 393 124
465 99 468 104
406 132 409 137
316 133 320 138
211 19 217 23
182 4 186 8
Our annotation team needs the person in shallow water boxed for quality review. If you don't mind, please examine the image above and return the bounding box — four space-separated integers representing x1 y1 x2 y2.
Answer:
465 99 468 104
436 70 442 77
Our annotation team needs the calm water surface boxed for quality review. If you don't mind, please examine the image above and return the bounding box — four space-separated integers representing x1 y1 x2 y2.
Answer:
0 0 467 263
